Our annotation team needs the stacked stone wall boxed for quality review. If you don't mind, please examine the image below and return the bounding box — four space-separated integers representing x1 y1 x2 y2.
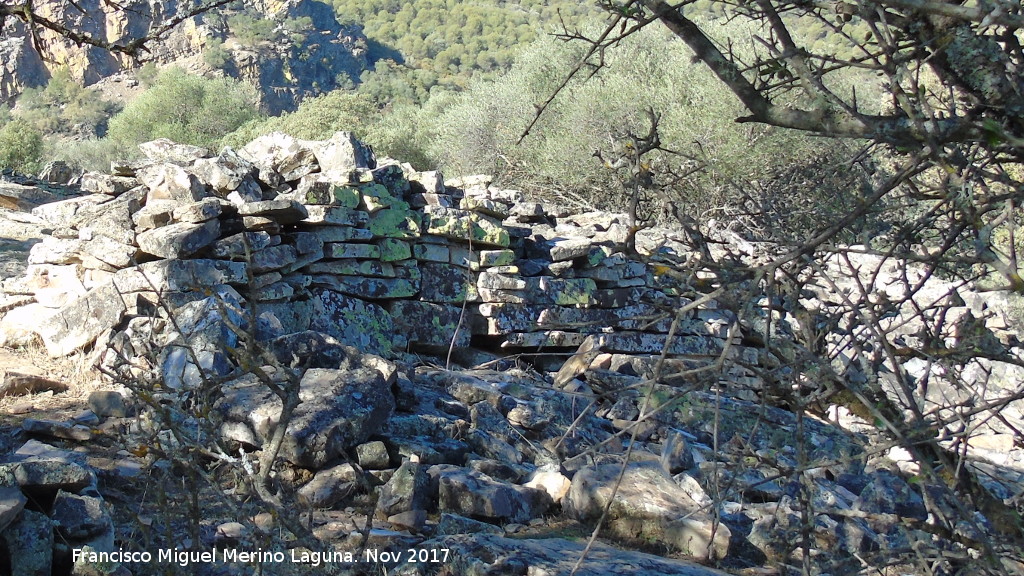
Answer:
0 132 755 386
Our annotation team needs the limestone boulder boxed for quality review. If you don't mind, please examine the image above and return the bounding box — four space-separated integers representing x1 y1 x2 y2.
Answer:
432 465 550 524
189 147 256 194
240 132 320 182
306 131 376 172
564 461 731 561
35 281 126 357
375 459 430 519
136 163 210 203
136 219 220 259
138 139 211 164
217 366 395 468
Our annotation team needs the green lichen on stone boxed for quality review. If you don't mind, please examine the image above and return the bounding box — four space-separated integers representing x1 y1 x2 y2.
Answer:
378 238 413 262
469 213 510 247
423 207 509 247
585 246 612 267
360 183 409 213
369 209 422 239
311 289 402 356
479 249 516 267
548 278 598 306
329 185 362 209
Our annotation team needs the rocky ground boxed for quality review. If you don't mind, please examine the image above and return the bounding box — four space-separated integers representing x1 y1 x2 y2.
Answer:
1 135 1022 576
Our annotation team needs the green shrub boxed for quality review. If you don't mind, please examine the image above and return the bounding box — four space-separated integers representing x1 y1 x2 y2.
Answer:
136 63 160 87
47 137 132 173
222 90 376 147
366 19 878 229
203 38 233 70
228 13 278 47
0 122 44 174
106 67 264 151
332 0 599 95
14 68 117 137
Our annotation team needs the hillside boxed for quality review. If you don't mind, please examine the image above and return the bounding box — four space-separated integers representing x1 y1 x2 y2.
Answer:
0 0 369 114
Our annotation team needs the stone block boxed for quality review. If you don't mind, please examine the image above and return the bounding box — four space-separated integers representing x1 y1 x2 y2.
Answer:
27 237 83 265
564 461 730 561
422 206 509 247
136 219 220 259
210 231 274 260
250 244 298 273
303 225 373 244
113 260 248 293
137 163 210 203
172 198 223 223
548 238 592 262
459 196 509 218
309 275 418 299
413 243 449 263
369 208 421 239
307 131 376 172
79 172 138 196
188 147 255 194
306 260 395 277
326 243 381 260
389 300 470 348
237 199 308 224
477 249 515 268
138 138 211 164
303 205 369 226
240 132 320 182
378 238 412 262
77 235 138 269
218 365 394 468
36 281 126 357
419 262 477 303
310 289 402 356
295 175 362 208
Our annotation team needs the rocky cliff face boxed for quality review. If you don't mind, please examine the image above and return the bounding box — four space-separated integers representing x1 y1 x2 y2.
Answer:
0 0 369 113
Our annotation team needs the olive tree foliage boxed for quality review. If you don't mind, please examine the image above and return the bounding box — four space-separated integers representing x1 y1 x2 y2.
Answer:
106 67 262 151
370 22 869 232
547 1 1024 574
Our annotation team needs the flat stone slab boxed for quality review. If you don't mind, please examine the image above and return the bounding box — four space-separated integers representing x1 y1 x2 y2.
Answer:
0 182 65 211
36 281 126 357
395 534 732 576
113 259 248 293
135 219 219 259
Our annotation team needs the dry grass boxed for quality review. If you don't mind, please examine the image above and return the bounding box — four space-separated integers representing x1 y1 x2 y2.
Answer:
0 341 126 451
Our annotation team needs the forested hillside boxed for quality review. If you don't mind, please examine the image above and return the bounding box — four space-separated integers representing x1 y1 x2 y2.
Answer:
331 0 599 103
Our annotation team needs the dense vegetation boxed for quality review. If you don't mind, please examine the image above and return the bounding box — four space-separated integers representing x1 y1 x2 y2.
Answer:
332 0 599 104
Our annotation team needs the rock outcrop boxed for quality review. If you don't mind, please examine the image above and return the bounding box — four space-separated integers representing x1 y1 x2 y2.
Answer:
0 0 368 114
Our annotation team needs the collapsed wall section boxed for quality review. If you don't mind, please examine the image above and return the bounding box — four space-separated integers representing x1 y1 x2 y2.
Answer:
1 132 757 386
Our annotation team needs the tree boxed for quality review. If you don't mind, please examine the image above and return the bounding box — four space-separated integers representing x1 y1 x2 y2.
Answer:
544 2 1024 572
0 121 43 173
106 67 262 149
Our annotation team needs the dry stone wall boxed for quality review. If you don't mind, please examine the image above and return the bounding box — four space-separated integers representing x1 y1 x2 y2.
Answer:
0 131 752 389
